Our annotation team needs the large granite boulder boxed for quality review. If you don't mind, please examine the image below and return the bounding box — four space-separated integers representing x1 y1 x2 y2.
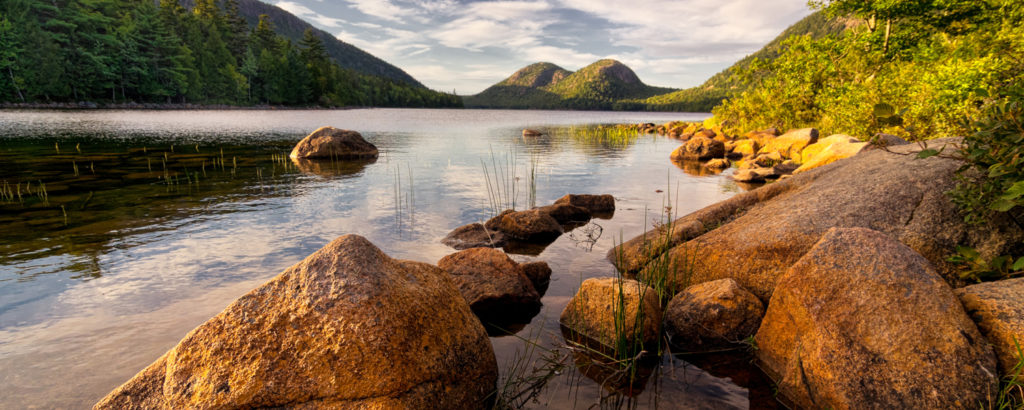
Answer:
438 248 541 321
757 128 818 160
95 235 497 409
553 194 616 214
289 126 379 159
755 228 997 409
442 222 506 250
560 278 662 352
664 279 764 352
670 137 726 161
485 209 563 241
956 278 1024 374
613 138 1024 301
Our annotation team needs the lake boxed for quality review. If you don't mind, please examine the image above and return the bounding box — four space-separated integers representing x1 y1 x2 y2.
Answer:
0 108 774 409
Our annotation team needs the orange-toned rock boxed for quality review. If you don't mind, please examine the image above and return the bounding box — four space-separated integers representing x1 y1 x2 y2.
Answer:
288 126 378 159
486 209 563 241
520 261 552 294
664 279 763 352
956 278 1024 375
613 138 1024 301
536 203 591 225
438 247 541 321
704 158 730 169
755 227 997 409
560 278 662 351
553 194 615 214
670 137 725 161
442 222 506 250
95 235 497 409
757 128 818 159
731 139 760 158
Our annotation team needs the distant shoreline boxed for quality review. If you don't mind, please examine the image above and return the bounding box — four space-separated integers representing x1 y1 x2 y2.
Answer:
0 102 367 111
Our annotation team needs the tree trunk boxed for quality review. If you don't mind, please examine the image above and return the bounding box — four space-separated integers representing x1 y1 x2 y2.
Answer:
8 67 24 102
883 18 892 54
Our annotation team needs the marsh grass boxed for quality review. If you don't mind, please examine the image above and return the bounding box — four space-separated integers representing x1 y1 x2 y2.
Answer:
988 338 1024 410
481 148 540 216
392 163 415 232
490 321 570 409
560 125 643 149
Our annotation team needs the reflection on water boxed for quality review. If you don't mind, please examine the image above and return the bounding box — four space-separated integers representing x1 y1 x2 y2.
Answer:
0 109 766 408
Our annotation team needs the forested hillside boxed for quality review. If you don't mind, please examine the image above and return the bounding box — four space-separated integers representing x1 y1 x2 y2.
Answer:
636 11 848 112
713 0 1024 139
0 0 460 107
464 59 676 110
178 0 422 86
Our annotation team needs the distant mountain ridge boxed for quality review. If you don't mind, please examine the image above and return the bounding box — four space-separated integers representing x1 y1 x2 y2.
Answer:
466 11 848 111
464 59 675 110
181 0 423 87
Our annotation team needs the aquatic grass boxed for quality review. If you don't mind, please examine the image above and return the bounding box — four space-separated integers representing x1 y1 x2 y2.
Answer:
481 147 520 216
489 320 570 409
392 163 415 233
556 125 643 150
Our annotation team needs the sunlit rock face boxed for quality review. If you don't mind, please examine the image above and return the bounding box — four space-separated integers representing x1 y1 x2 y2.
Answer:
95 235 497 409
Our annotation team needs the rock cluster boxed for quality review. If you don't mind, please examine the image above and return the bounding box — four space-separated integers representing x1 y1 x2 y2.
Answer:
442 194 615 253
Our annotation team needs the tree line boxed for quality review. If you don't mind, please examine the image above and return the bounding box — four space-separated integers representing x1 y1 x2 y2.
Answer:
0 0 462 107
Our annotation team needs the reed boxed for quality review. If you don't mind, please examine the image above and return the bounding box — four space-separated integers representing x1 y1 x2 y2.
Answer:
489 321 569 409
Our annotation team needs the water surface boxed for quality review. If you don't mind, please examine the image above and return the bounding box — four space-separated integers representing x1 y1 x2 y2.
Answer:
0 109 771 408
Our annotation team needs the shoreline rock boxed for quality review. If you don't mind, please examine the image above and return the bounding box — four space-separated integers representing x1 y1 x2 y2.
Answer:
96 235 497 409
755 227 997 408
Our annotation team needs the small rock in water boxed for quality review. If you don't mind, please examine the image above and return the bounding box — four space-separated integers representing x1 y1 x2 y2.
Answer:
664 278 763 352
553 194 616 214
289 126 378 159
522 129 543 137
536 203 592 225
560 277 661 352
442 223 506 250
438 247 541 322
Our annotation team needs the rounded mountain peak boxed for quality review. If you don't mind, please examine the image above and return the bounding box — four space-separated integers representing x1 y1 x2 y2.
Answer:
501 62 573 88
578 59 641 85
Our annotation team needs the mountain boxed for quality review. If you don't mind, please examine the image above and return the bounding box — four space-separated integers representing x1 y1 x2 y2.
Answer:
466 12 848 112
182 0 423 87
464 59 675 110
637 11 850 111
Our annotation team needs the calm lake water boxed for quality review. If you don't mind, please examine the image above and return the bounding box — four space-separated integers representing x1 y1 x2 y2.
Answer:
0 108 773 409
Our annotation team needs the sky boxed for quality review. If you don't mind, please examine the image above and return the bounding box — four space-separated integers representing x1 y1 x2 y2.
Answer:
272 0 814 94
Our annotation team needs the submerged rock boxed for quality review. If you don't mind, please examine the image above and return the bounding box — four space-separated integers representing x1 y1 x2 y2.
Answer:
704 158 731 169
553 194 616 215
288 126 378 159
956 278 1024 374
442 222 506 250
560 278 662 351
664 279 763 352
670 137 725 161
438 247 541 322
95 235 497 409
755 227 997 409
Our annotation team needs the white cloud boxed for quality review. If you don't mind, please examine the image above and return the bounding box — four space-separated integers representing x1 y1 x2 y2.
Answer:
345 0 421 23
276 1 346 27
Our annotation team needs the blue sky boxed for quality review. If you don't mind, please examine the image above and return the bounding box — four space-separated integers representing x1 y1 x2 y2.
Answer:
273 0 814 94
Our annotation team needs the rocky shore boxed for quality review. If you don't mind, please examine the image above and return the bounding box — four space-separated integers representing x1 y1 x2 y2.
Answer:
94 125 1024 409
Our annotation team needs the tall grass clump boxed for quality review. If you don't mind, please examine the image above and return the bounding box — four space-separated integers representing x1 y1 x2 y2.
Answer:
481 148 520 216
490 322 569 409
987 338 1024 410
